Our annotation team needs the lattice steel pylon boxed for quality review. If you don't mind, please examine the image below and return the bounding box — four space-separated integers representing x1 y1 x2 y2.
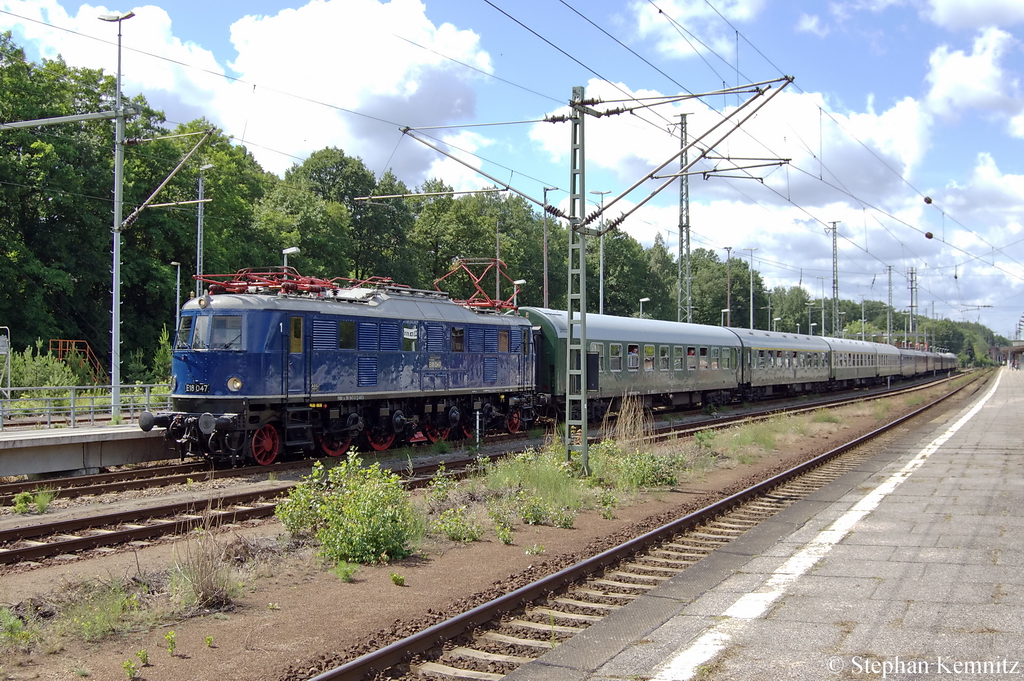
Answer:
566 86 591 473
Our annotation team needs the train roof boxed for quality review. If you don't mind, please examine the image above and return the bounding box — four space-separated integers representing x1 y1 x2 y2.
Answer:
518 307 742 346
728 327 833 351
182 287 532 327
824 336 902 355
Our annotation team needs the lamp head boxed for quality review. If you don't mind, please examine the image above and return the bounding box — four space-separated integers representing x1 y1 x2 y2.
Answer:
99 10 135 21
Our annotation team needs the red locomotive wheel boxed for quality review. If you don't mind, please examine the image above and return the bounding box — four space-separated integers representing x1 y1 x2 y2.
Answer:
461 420 477 440
506 408 522 434
318 434 352 457
249 424 281 466
423 424 450 443
365 428 396 451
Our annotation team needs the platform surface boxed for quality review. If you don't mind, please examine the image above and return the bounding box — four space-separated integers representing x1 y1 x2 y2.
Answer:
506 369 1021 681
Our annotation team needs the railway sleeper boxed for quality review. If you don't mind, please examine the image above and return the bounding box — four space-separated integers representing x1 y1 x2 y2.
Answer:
523 607 603 624
504 618 584 636
479 630 557 651
435 648 523 677
549 596 622 613
414 660 504 680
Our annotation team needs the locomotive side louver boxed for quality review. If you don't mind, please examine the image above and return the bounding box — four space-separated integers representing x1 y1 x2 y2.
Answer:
358 357 378 386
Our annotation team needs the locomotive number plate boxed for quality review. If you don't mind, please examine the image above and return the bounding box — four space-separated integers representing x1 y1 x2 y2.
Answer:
185 383 210 393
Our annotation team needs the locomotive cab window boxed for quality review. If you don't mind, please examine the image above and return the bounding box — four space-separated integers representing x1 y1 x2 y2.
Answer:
175 316 194 350
289 317 303 353
627 344 640 371
452 327 464 352
210 316 243 350
192 315 209 350
610 344 623 371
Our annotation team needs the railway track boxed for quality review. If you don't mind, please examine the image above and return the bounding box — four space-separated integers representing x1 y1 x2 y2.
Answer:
298 372 983 681
0 373 966 569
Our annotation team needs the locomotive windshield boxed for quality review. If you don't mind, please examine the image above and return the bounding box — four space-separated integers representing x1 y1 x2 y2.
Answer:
175 314 244 351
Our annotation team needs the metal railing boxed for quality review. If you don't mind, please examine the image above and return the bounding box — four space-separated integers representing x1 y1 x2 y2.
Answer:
0 383 172 431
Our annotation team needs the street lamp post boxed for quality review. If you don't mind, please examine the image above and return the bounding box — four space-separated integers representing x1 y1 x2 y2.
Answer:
99 9 135 416
282 246 300 269
591 190 610 314
773 317 781 332
195 163 213 295
721 308 731 327
810 322 817 336
513 279 526 308
542 186 557 308
170 261 181 331
639 297 650 318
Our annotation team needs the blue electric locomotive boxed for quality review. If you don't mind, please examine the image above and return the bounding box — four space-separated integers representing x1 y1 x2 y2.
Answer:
140 270 535 465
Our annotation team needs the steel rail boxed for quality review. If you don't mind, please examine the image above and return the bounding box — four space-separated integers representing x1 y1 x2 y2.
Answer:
0 486 294 564
308 373 981 681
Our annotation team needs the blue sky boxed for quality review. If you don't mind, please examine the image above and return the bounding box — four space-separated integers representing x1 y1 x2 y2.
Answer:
4 0 1024 341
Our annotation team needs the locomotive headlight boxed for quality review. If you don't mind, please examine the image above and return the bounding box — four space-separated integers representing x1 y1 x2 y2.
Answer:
227 377 243 392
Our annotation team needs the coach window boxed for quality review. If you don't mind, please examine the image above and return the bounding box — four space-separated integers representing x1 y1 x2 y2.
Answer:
699 347 709 370
722 348 732 370
758 349 766 368
627 344 640 371
452 327 464 352
674 346 684 370
590 342 605 372
610 344 623 371
498 330 509 352
644 345 655 371
175 316 194 350
211 316 243 350
709 347 719 370
660 345 670 371
289 317 303 353
687 347 697 370
191 315 209 350
403 324 418 351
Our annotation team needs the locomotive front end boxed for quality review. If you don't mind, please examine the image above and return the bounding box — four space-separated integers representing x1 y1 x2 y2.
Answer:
140 292 263 463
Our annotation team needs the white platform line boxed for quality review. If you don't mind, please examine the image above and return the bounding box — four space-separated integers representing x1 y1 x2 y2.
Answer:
651 373 1002 681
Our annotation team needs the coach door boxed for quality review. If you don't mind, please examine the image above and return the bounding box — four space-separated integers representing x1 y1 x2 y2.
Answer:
287 316 308 395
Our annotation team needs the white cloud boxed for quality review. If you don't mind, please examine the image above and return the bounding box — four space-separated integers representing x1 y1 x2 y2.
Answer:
926 0 1024 31
796 14 829 37
628 0 767 60
1 0 492 179
924 28 1021 119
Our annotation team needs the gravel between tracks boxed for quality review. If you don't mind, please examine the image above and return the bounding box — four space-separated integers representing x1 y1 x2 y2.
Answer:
0 385 973 681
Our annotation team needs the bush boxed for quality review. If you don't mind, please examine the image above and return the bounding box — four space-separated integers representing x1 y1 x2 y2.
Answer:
430 506 483 542
276 457 416 563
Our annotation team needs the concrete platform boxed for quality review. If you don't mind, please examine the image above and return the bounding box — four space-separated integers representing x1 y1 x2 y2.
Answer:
506 368 1021 681
0 425 170 477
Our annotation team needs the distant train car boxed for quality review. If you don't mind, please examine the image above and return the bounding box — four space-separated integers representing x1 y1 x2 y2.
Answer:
141 270 535 465
731 328 831 399
520 307 742 420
